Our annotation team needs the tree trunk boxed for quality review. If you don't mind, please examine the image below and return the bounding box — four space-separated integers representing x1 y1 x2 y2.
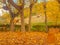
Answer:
28 5 32 31
10 18 14 31
45 11 48 32
56 15 58 26
44 2 48 32
20 8 25 32
8 0 25 32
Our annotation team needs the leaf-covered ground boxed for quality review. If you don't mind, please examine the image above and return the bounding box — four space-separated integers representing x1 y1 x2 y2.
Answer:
0 28 60 45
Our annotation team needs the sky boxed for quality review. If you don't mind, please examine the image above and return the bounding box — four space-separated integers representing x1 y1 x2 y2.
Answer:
0 9 8 16
0 9 3 16
13 0 42 7
14 0 42 3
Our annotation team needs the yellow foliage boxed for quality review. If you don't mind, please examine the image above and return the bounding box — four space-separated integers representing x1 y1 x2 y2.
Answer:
24 8 30 18
2 12 10 19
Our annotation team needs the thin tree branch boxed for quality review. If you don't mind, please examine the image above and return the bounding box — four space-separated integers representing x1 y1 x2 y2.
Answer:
8 0 24 11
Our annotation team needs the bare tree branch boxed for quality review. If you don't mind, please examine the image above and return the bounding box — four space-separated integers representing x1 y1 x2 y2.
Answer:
8 0 24 11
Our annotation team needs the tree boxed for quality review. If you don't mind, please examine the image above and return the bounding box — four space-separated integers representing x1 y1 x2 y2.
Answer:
43 0 48 32
57 0 60 10
28 0 37 31
8 0 25 32
2 0 19 31
57 0 60 4
55 0 60 27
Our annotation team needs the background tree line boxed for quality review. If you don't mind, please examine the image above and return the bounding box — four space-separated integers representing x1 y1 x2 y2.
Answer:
0 0 60 32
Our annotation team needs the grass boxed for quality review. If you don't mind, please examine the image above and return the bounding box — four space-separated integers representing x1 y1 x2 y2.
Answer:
0 22 60 32
31 22 60 32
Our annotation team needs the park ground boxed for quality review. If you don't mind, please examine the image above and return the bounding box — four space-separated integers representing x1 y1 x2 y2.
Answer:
0 28 60 45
